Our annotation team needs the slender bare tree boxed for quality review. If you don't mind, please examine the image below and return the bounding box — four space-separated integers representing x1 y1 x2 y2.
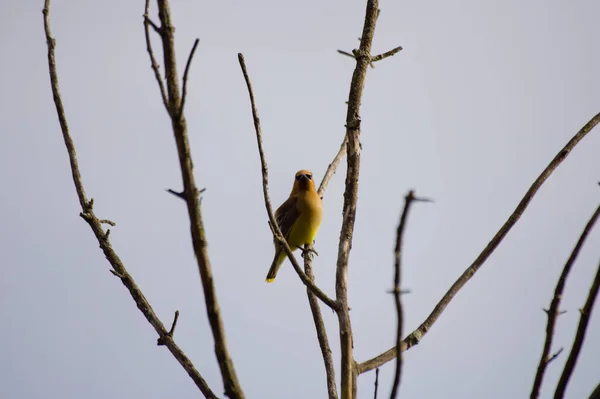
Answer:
42 0 600 398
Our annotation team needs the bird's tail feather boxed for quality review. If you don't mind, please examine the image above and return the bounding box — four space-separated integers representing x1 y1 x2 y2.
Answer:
265 250 286 283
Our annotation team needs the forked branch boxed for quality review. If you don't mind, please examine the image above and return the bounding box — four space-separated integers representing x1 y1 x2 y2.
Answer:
358 111 600 374
554 257 600 398
150 0 245 397
530 203 600 399
42 1 216 397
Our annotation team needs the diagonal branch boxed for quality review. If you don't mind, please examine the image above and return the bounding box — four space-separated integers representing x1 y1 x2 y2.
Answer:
530 203 600 399
304 250 338 399
153 1 244 397
318 137 348 198
42 2 217 398
554 257 600 398
357 111 600 374
179 38 200 120
237 53 339 311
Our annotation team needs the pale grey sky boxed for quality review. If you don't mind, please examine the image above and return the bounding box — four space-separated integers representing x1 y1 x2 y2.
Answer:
1 0 599 398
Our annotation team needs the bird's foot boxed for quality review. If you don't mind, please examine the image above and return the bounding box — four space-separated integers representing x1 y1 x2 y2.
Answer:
300 244 319 259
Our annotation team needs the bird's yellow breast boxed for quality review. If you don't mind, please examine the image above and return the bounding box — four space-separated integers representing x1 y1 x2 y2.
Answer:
288 190 323 249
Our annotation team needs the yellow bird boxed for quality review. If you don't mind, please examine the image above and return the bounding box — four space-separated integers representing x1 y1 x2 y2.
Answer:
266 169 323 283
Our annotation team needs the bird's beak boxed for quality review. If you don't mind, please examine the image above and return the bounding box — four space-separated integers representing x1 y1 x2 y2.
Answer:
299 174 309 182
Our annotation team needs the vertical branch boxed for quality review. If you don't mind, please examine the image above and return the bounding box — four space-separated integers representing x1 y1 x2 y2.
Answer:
152 1 244 397
304 250 339 399
373 369 380 399
530 204 600 399
389 191 416 398
336 1 380 397
554 258 600 398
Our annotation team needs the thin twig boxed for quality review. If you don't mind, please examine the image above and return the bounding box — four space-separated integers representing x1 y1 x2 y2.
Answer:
371 46 403 63
373 369 379 399
158 310 180 345
237 53 338 311
337 49 356 59
318 137 348 198
179 38 200 120
530 203 600 399
155 1 244 397
42 2 216 397
547 348 564 364
336 1 382 396
357 111 600 374
143 0 169 114
554 258 600 398
390 191 416 398
147 17 161 34
304 248 339 399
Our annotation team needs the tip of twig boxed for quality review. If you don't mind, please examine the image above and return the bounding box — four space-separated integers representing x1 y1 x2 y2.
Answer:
166 188 206 200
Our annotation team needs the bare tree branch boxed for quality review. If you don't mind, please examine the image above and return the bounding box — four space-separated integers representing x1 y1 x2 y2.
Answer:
389 191 425 398
336 0 384 396
589 382 600 399
143 0 169 114
153 1 244 397
554 257 600 398
179 38 200 120
157 310 181 345
304 248 338 399
357 111 600 374
318 137 348 198
237 53 339 311
373 368 380 399
530 203 600 399
42 2 217 397
371 46 403 63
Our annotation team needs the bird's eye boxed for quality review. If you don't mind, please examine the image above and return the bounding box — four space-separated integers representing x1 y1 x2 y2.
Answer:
307 175 312 180
295 175 302 181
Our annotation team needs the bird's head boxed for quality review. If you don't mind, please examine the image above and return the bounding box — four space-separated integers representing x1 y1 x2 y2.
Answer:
292 169 316 193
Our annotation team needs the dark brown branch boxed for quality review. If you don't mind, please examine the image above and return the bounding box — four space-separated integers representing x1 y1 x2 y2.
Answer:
304 249 338 399
390 191 415 398
589 382 600 399
179 38 200 120
547 347 564 364
530 203 600 399
147 17 161 34
143 0 169 114
337 1 381 397
357 111 600 374
337 49 356 59
373 369 379 399
155 1 244 397
318 137 348 198
554 258 600 398
42 2 217 397
237 53 338 311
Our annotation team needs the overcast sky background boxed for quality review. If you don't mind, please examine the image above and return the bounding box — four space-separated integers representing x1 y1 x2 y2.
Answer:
1 0 599 398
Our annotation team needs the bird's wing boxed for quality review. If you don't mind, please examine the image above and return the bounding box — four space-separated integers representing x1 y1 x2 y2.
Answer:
274 195 300 241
